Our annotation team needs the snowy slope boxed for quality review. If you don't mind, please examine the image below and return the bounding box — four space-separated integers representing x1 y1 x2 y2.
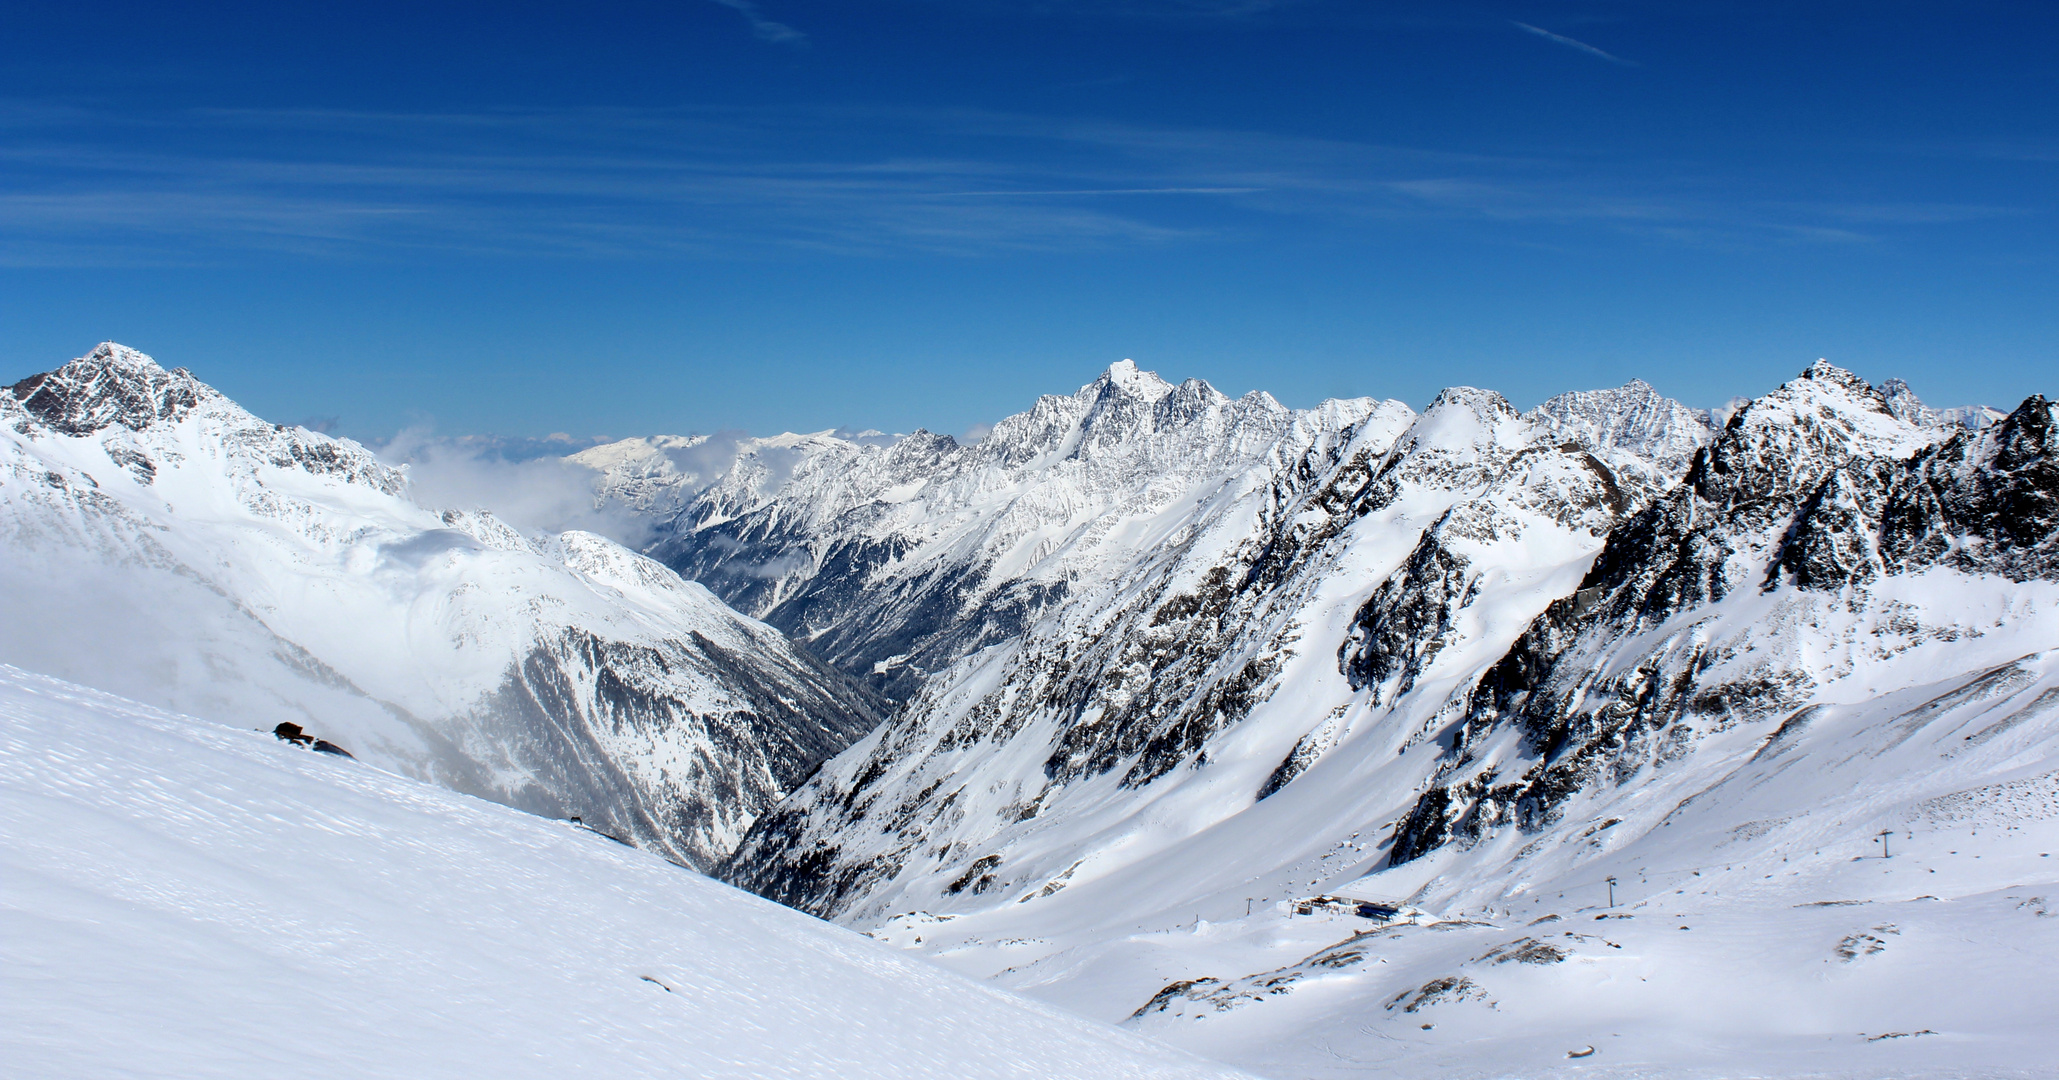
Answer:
985 637 2059 1080
0 344 883 867
0 665 1252 1080
712 361 2056 1078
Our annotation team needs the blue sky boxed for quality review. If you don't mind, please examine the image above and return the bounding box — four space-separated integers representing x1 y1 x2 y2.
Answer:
1 0 2052 441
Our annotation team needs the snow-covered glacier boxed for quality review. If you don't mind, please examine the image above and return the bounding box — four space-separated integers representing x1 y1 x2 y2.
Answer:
0 343 883 867
0 664 1250 1080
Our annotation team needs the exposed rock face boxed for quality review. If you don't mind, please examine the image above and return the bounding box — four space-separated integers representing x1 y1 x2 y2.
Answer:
708 358 2047 938
1340 441 1624 704
715 395 1413 917
1528 377 1716 477
1778 395 2058 587
715 377 1671 922
630 361 1345 702
1 343 882 868
1388 368 2054 865
10 346 209 438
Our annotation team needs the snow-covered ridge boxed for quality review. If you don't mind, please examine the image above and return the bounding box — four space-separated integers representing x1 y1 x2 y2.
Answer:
1 343 883 867
704 357 2054 1078
596 362 2003 710
617 360 1381 703
0 665 1250 1080
713 365 1674 921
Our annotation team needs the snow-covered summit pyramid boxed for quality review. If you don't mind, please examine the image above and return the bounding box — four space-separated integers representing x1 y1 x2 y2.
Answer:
1 343 882 867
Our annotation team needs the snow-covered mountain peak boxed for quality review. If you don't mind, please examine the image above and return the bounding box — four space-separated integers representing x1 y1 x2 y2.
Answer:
1529 378 1716 476
9 341 210 437
1692 359 1931 510
1063 363 1248 458
640 360 1334 701
1801 355 1875 392
10 342 408 499
1367 386 1531 496
1878 376 2012 433
1425 384 1519 415
1759 359 1939 452
1084 358 1177 403
1399 387 1523 447
567 433 712 473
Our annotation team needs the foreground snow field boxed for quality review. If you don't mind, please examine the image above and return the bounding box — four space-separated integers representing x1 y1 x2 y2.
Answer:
0 666 1249 1080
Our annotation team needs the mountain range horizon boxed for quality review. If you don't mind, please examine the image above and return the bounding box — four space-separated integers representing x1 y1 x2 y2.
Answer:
5 337 2054 1079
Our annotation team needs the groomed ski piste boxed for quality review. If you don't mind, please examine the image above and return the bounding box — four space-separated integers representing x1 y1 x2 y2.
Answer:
0 665 1250 1080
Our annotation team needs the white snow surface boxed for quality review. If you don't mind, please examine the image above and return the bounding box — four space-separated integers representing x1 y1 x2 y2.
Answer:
0 665 1251 1080
9 344 2044 1080
877 578 2059 1080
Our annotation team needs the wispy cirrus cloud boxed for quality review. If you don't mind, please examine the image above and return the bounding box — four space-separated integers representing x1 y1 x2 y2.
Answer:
706 0 807 44
0 101 2006 266
1513 21 1638 66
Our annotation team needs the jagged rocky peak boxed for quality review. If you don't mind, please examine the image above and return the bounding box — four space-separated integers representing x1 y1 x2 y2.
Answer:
1085 358 1176 402
1777 391 2059 588
1385 368 2055 870
1529 377 1715 475
1741 361 1939 451
8 342 209 437
1991 393 2058 469
1878 377 1935 426
971 359 1280 469
1879 376 2010 432
8 341 406 497
1688 359 1929 519
1072 361 1250 455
